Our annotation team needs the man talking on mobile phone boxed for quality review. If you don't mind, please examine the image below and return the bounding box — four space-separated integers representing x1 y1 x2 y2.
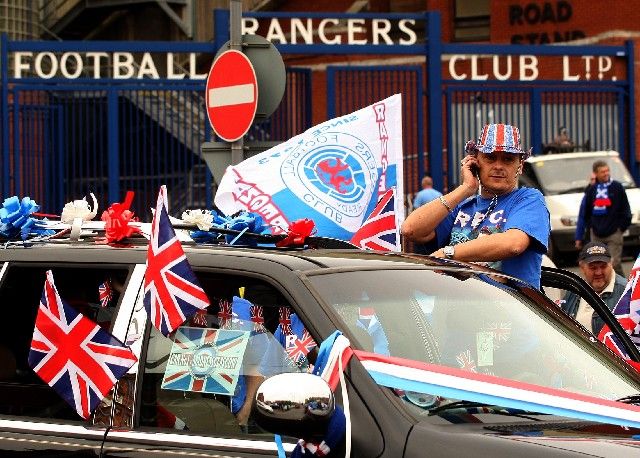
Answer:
401 123 551 289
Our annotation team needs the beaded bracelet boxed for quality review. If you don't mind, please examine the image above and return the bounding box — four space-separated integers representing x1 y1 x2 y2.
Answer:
438 195 453 213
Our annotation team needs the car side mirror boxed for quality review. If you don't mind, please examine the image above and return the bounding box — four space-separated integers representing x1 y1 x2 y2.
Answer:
254 373 335 438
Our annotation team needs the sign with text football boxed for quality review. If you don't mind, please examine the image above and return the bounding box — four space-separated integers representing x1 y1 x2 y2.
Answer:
162 327 249 396
214 94 404 245
205 50 258 142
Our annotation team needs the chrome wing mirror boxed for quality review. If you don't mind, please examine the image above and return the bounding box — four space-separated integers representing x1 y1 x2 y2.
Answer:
254 372 334 438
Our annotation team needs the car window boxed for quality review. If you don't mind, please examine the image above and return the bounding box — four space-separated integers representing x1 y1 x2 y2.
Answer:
308 269 640 403
528 155 636 195
0 264 129 422
138 271 317 440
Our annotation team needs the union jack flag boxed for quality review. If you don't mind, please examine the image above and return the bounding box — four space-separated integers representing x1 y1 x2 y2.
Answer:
28 271 137 419
161 327 249 396
191 309 208 328
250 304 265 333
98 279 113 308
278 306 292 335
455 349 477 373
286 329 317 364
217 299 232 329
597 252 640 360
143 186 210 336
350 187 399 251
485 322 512 348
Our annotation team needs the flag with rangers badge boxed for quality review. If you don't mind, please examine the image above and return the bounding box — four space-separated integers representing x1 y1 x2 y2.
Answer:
214 94 404 249
597 252 640 363
144 186 210 336
28 270 138 419
162 327 249 395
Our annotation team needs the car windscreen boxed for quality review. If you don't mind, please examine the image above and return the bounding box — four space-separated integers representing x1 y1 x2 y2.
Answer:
308 268 640 404
529 155 636 195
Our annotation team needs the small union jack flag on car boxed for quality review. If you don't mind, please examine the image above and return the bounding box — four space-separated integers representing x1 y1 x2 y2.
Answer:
28 271 137 419
218 299 233 329
143 186 210 336
278 306 292 335
98 279 113 308
286 329 317 365
250 304 266 333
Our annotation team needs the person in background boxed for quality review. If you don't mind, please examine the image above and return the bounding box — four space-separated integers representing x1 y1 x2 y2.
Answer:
553 126 574 149
401 123 550 289
413 175 442 209
561 242 626 335
575 160 631 276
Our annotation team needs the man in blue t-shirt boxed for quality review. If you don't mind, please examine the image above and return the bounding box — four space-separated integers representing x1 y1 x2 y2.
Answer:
413 175 443 209
402 123 550 289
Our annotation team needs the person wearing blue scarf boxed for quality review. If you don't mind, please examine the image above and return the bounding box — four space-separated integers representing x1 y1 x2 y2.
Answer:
575 160 631 276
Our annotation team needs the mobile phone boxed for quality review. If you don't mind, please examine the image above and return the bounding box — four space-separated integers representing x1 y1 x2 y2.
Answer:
470 164 480 179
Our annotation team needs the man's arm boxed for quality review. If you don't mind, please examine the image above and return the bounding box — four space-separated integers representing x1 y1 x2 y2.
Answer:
575 190 590 249
431 228 530 261
619 184 632 231
402 184 476 243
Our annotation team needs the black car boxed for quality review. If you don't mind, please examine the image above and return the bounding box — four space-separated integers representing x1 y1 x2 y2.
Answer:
1 238 640 457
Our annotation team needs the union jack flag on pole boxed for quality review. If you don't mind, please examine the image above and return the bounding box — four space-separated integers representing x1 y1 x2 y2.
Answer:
598 253 640 364
144 186 210 336
350 187 400 251
28 271 138 419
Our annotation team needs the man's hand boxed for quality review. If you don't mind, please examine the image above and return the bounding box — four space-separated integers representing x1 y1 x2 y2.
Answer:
575 240 583 250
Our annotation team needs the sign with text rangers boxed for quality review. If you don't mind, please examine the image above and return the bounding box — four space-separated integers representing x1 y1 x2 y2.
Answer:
214 94 404 248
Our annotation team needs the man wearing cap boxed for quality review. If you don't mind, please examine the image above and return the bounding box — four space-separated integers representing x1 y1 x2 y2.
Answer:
402 123 550 289
561 241 627 335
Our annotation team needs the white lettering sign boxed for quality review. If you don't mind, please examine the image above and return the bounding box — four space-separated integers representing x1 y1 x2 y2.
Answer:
447 55 618 82
11 52 208 80
241 17 419 46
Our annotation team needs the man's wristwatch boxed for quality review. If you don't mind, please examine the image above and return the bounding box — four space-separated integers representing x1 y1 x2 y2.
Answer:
443 245 455 259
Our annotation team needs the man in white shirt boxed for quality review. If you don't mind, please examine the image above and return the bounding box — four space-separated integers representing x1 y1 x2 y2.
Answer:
560 242 627 334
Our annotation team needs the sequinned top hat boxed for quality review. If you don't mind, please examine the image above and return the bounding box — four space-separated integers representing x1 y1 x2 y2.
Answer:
465 123 532 159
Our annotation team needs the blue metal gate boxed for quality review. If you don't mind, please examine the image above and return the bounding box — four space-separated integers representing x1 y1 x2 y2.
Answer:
1 38 311 218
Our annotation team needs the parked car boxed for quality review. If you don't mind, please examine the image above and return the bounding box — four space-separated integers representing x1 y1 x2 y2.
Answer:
519 151 640 265
1 237 640 456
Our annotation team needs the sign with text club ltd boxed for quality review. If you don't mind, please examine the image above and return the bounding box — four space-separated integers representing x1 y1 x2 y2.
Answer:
205 50 258 142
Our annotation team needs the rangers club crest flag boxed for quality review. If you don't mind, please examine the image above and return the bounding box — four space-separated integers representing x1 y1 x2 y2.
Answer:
214 94 404 249
28 271 137 419
144 186 210 336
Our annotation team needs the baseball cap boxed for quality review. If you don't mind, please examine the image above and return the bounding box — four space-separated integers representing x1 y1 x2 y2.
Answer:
578 242 611 264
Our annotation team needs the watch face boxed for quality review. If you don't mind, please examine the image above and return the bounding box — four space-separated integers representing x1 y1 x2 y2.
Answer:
444 246 454 258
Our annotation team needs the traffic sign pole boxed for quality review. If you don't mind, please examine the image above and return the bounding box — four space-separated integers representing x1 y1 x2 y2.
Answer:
230 0 243 164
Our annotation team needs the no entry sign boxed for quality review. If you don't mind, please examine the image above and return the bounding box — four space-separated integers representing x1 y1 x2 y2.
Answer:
205 50 258 142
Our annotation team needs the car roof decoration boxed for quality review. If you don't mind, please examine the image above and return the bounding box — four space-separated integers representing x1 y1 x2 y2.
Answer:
0 193 357 250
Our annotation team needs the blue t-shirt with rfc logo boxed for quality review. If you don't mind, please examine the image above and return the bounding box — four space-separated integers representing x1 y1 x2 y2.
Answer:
434 187 549 289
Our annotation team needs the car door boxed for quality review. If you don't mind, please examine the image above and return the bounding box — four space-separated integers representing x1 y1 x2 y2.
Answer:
540 266 640 362
0 259 134 456
101 254 388 457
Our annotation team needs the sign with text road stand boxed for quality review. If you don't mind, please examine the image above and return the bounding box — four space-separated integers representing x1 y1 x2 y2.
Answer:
205 50 258 142
161 327 250 396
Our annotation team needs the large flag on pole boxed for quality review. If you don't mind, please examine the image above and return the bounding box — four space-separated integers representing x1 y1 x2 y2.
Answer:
214 94 404 249
144 186 210 336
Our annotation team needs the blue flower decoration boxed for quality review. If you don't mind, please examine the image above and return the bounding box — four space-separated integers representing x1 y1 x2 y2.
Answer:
189 210 270 247
0 196 54 240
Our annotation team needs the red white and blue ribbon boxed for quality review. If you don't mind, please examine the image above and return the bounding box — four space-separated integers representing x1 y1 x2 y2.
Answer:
354 351 640 429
